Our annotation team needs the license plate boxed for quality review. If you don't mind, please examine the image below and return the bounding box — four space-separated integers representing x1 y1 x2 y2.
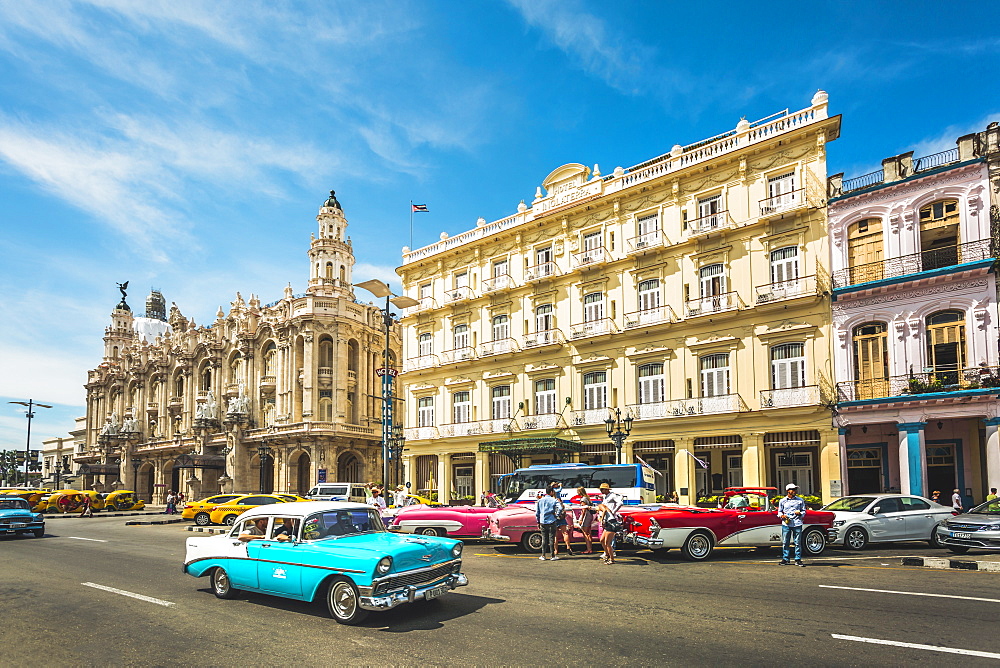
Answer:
10 523 26 528
423 585 447 601
953 532 972 539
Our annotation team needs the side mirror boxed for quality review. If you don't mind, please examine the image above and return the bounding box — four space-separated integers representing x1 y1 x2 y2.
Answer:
870 507 881 515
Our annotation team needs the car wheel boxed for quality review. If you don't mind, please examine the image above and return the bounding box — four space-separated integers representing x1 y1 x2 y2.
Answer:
803 528 826 556
211 567 238 599
680 531 714 561
843 526 868 551
223 514 238 526
948 546 970 554
32 529 44 538
418 527 444 537
928 530 942 548
326 577 370 625
521 531 543 553
194 513 211 526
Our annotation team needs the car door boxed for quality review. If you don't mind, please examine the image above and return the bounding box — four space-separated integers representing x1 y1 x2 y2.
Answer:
735 508 782 545
867 497 906 541
252 535 303 598
227 519 262 589
899 496 937 540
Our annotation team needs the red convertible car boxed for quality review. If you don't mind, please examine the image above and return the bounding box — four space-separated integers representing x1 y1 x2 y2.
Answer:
620 487 836 561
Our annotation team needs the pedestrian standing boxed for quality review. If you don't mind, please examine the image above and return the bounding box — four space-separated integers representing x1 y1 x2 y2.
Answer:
550 483 574 556
575 486 595 554
987 488 998 502
952 488 964 514
597 482 624 565
535 486 560 561
80 494 93 518
930 490 941 504
165 490 176 515
777 483 807 566
176 490 186 510
667 490 679 504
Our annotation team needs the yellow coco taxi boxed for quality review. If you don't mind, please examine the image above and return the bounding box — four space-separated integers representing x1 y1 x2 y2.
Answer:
104 490 145 511
207 494 289 526
47 490 106 513
184 494 244 525
0 489 51 513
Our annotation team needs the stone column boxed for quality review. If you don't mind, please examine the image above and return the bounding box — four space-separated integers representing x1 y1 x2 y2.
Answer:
437 453 451 504
818 428 841 504
475 451 488 502
673 437 697 505
897 422 927 496
740 432 766 487
302 333 315 419
985 418 1000 492
402 455 414 491
838 427 850 496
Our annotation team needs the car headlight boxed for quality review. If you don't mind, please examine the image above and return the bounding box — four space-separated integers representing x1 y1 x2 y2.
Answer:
648 518 661 534
452 543 463 558
376 556 392 575
833 520 845 527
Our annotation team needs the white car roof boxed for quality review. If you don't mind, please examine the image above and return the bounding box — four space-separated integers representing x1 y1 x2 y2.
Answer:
236 501 372 520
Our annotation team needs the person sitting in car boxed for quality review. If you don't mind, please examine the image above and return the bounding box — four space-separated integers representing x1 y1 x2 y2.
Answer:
271 517 299 541
726 493 749 509
329 511 360 536
238 518 269 542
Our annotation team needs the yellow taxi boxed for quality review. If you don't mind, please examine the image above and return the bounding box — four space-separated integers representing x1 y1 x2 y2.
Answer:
275 493 311 503
104 490 145 511
206 494 289 526
183 493 244 525
46 490 106 513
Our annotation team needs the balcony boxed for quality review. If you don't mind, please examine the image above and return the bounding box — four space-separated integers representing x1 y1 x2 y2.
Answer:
440 347 477 364
525 262 560 282
414 296 438 312
346 369 356 382
570 318 619 339
627 230 668 254
624 305 679 329
687 210 735 236
759 188 811 218
754 275 820 305
684 292 744 318
403 355 439 372
404 426 439 440
572 246 610 269
482 274 514 293
439 419 515 438
522 413 563 430
478 338 519 357
759 385 824 408
627 394 748 418
833 238 996 289
570 408 612 426
522 329 566 349
914 148 960 173
837 366 1000 402
168 396 182 409
259 376 276 391
443 285 475 304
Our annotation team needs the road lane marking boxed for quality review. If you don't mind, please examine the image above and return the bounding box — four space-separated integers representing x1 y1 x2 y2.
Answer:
68 537 107 542
832 634 1000 659
82 582 174 607
820 584 1000 603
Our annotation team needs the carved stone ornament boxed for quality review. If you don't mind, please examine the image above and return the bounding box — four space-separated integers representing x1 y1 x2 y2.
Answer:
893 319 906 340
836 328 848 348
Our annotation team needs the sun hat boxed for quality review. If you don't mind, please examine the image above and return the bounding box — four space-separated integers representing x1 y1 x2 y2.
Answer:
785 483 798 490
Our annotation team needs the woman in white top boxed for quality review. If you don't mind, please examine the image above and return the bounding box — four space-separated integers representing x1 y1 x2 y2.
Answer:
597 483 624 564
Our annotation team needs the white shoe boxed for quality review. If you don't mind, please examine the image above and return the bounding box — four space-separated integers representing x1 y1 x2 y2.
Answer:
550 556 560 561
539 556 546 560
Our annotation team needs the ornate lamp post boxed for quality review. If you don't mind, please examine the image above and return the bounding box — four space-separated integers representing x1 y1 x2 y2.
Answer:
354 279 418 508
389 423 405 488
604 408 634 465
9 400 52 487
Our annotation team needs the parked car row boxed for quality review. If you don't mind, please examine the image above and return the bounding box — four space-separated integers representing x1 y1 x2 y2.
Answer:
0 488 145 513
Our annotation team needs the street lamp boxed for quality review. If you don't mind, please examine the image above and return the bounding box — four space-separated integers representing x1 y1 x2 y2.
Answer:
9 400 52 487
390 423 405 488
257 428 276 494
354 279 418 507
604 408 634 465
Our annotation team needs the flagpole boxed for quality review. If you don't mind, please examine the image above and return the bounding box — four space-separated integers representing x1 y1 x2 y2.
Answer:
409 200 413 250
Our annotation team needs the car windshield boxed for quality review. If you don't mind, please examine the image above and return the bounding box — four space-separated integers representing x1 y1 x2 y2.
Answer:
969 499 1000 515
0 499 29 510
822 497 873 512
302 509 385 540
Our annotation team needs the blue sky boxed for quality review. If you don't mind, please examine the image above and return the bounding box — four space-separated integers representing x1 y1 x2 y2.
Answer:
1 0 998 448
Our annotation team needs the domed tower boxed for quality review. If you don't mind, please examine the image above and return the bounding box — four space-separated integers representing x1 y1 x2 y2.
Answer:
307 190 355 298
104 283 134 363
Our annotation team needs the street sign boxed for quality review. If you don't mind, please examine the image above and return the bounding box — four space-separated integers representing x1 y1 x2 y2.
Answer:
375 367 399 377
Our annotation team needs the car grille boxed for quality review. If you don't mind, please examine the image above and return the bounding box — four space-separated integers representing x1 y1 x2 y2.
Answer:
0 516 33 525
379 562 458 591
948 523 990 531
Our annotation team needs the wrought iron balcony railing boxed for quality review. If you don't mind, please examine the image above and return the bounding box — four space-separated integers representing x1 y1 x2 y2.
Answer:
482 274 514 293
521 413 563 430
478 338 519 357
837 366 1000 402
403 355 439 371
439 419 516 438
443 285 475 303
841 169 884 194
525 262 560 281
627 230 669 254
759 385 824 408
627 394 749 419
833 238 997 289
404 426 439 440
685 291 744 317
759 188 810 217
440 347 477 364
687 209 735 236
914 148 959 172
623 305 679 328
570 318 619 339
755 275 819 305
522 329 565 348
572 246 611 268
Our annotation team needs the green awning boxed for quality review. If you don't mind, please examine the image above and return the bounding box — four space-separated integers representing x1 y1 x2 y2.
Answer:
478 437 582 455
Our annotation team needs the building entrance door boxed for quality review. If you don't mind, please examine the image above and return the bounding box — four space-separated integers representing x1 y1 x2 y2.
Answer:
776 452 814 496
926 444 957 499
847 447 883 493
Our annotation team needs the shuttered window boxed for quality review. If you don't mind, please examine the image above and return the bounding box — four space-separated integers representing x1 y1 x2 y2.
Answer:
453 324 468 349
492 314 509 341
535 304 553 332
418 332 433 356
535 378 556 415
770 246 799 284
926 310 966 373
638 279 660 312
847 219 884 283
417 397 435 427
771 343 806 389
584 292 604 322
491 385 512 420
583 372 608 410
852 322 888 399
452 391 471 424
638 363 665 404
700 264 726 297
700 354 730 398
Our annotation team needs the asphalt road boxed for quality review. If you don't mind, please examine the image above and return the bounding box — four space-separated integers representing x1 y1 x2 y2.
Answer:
3 517 1000 666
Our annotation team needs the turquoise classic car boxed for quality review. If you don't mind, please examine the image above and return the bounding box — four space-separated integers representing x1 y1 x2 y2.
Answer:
183 501 468 624
0 495 45 538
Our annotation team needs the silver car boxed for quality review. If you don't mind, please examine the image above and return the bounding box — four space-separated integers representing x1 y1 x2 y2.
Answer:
936 498 1000 554
822 494 955 550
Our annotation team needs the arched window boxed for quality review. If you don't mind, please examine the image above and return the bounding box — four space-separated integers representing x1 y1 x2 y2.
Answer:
583 292 604 322
174 375 184 398
491 385 512 420
919 199 961 270
583 371 607 410
347 340 359 372
318 336 333 367
847 219 883 284
637 363 664 404
535 304 553 332
263 342 277 377
926 310 966 381
492 314 509 341
852 322 888 399
325 262 334 279
230 353 243 385
339 265 346 283
453 324 469 350
534 378 556 415
201 367 212 392
319 397 333 422
771 343 806 389
700 354 730 397
418 332 433 357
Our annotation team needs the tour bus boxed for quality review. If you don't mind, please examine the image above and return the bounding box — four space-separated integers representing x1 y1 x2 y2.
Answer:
497 463 655 505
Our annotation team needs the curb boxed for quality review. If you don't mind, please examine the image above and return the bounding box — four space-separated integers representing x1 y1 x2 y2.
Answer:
901 556 1000 572
49 511 160 519
125 518 189 526
186 526 229 534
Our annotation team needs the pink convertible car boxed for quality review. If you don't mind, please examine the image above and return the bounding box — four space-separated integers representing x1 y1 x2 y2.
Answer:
389 504 501 538
487 503 601 552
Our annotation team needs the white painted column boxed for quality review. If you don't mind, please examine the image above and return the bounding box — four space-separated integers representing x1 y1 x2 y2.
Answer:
897 422 927 496
985 418 1000 492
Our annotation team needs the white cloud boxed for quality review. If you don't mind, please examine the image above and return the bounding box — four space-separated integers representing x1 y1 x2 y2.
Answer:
353 263 403 295
908 113 1000 159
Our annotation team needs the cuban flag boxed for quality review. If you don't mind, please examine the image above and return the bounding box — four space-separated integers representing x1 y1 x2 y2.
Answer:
411 203 429 212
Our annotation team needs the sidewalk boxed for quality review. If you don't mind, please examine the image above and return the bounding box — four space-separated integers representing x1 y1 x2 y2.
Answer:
903 553 1000 572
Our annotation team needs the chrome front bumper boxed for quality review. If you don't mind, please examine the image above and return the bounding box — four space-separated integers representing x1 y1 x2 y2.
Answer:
359 573 468 611
621 531 663 548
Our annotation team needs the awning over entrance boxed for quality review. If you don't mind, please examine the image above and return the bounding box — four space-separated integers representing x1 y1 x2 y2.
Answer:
173 453 226 470
478 437 583 457
78 463 120 476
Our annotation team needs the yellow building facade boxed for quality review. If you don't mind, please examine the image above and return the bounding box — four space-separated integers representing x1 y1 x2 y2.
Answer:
397 92 841 505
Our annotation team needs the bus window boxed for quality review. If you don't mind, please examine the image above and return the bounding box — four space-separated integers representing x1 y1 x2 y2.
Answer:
588 467 637 488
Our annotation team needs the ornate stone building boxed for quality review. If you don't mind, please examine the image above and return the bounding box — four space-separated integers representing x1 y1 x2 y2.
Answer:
78 192 401 502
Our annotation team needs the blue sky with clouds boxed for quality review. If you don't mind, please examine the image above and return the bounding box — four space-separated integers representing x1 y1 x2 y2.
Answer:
1 0 998 447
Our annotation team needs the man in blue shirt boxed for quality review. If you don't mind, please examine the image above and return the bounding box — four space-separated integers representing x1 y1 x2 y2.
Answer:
535 487 561 561
777 483 808 567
